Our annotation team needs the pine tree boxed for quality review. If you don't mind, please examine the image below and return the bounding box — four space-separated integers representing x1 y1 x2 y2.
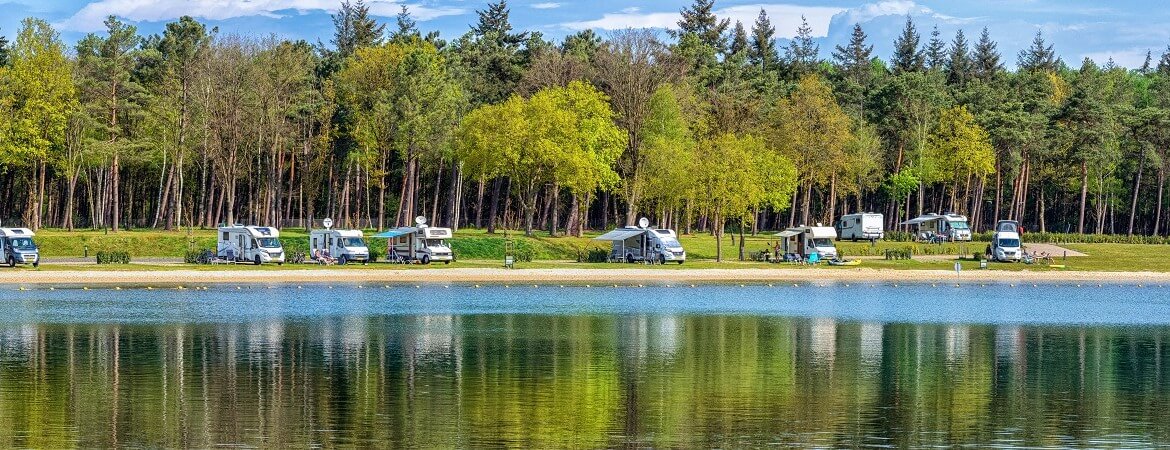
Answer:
674 0 730 53
832 23 872 77
473 0 526 45
1158 45 1170 75
891 16 924 73
562 29 601 58
784 15 819 77
0 30 8 66
1018 30 1056 72
972 27 1002 80
925 25 946 70
946 29 973 85
730 21 748 56
331 0 384 57
389 5 419 43
1139 50 1152 74
748 9 778 71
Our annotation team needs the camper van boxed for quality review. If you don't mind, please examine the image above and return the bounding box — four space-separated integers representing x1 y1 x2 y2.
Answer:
0 227 39 267
901 213 972 242
988 220 1023 262
836 213 885 241
217 225 285 265
775 226 839 261
309 228 370 265
373 217 454 264
594 218 686 264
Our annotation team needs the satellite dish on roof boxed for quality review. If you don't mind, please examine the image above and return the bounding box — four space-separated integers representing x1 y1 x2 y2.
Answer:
323 218 333 229
415 216 428 226
638 217 649 228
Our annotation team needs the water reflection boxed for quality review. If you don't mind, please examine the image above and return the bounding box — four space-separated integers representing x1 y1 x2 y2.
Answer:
0 315 1166 447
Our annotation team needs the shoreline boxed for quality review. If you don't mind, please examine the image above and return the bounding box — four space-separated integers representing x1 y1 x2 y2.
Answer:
5 267 1170 285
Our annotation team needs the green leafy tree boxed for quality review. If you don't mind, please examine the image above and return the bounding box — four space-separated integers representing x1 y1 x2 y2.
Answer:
1 18 77 229
927 105 996 214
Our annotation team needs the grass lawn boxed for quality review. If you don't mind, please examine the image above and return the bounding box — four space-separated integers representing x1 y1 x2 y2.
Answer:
15 227 1168 273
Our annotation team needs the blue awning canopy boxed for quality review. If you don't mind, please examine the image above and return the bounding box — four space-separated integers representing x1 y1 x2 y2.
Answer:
371 227 417 239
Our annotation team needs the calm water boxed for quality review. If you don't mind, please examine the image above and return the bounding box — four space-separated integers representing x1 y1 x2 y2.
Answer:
0 283 1168 447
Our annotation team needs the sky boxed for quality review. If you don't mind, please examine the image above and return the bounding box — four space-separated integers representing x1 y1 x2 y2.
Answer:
2 0 1169 69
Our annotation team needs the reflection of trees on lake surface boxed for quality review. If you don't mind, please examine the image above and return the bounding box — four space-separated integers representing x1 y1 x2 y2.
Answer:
0 317 1167 447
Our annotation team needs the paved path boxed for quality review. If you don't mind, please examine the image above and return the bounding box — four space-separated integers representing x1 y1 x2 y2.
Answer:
1023 243 1087 257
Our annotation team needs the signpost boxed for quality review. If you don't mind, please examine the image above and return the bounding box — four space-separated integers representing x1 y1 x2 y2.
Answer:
954 261 962 285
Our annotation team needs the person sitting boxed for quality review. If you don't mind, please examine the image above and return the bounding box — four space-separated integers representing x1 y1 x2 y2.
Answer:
315 249 336 265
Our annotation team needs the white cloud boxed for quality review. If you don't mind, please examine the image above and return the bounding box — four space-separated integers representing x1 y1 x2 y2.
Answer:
1082 47 1150 68
58 0 465 32
832 0 973 27
531 2 561 10
560 3 846 38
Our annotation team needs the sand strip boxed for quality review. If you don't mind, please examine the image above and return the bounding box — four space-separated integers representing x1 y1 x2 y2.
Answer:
4 267 1170 285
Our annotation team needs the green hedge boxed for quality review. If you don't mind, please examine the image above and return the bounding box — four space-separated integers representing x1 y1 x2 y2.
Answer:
96 251 131 264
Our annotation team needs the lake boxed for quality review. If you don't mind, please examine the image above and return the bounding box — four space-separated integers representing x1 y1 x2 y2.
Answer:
0 283 1167 447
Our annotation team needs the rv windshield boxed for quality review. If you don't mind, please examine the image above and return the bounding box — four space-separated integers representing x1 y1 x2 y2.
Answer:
948 221 970 230
7 237 36 250
998 238 1021 248
342 237 366 248
257 237 281 248
660 237 682 249
425 239 448 248
812 238 834 248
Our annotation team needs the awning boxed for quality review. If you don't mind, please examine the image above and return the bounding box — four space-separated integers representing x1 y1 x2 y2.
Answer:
900 216 939 226
774 230 800 238
372 227 417 239
593 229 646 241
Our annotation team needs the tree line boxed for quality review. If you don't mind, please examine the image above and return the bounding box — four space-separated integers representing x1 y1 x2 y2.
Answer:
3 0 1170 258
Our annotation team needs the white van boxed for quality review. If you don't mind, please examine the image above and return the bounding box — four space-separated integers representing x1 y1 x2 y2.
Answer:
309 229 369 264
373 217 455 264
988 220 1023 262
217 225 285 265
776 226 839 260
0 227 40 268
901 213 972 242
594 218 686 264
837 213 884 241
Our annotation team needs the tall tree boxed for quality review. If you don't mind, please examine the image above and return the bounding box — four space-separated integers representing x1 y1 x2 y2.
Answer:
972 27 1002 80
331 0 385 57
1018 30 1057 72
925 25 946 70
674 0 730 54
1158 45 1170 75
0 30 9 66
748 9 778 72
784 15 819 78
389 5 419 43
891 16 925 73
832 23 874 117
945 29 973 85
729 22 748 58
2 18 77 230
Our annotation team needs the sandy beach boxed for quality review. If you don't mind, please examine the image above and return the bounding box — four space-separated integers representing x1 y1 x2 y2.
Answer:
4 267 1170 285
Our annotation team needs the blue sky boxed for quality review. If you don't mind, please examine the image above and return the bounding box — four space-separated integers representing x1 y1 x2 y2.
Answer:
2 0 1168 68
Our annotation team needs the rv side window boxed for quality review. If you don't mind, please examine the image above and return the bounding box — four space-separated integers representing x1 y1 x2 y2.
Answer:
222 232 229 240
312 238 317 249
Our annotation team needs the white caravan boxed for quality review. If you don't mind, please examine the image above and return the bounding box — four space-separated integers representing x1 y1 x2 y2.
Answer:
775 225 839 260
373 217 454 264
594 218 686 264
0 227 39 267
309 228 370 265
988 220 1023 262
901 213 973 242
836 213 885 241
216 225 285 265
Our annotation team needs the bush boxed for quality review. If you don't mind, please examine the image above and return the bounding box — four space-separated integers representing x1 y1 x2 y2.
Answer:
584 247 610 263
368 247 382 263
513 241 535 262
184 250 205 264
96 251 131 264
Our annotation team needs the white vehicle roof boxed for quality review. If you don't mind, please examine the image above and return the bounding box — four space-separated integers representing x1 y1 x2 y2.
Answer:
900 213 968 226
594 228 646 241
841 212 882 218
996 231 1020 240
423 227 452 238
650 228 678 238
777 226 838 239
312 229 364 238
0 228 35 237
219 225 280 238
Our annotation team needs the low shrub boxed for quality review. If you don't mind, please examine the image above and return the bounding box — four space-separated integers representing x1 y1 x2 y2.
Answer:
96 251 131 264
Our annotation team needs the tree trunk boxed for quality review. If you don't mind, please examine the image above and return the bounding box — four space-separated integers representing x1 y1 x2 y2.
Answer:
1155 169 1166 236
487 178 503 234
1078 161 1088 234
1128 150 1146 235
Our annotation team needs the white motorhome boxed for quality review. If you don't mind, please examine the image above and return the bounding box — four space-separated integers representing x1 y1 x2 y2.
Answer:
0 227 39 268
836 213 885 241
988 220 1023 262
594 218 686 264
373 217 454 264
217 225 285 265
775 226 839 261
901 213 972 242
309 228 369 265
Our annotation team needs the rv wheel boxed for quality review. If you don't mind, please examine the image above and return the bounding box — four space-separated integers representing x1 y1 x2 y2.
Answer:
444 261 451 265
254 255 261 266
422 255 431 265
659 255 666 265
339 255 348 265
6 256 13 268
33 261 39 268
625 254 634 264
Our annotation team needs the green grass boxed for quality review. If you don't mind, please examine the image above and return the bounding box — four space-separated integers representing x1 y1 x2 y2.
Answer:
15 227 1169 273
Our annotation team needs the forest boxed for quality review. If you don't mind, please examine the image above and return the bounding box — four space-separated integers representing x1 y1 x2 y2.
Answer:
3 0 1170 251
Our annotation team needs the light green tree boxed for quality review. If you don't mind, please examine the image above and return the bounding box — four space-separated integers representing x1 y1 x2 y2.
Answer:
927 105 996 215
